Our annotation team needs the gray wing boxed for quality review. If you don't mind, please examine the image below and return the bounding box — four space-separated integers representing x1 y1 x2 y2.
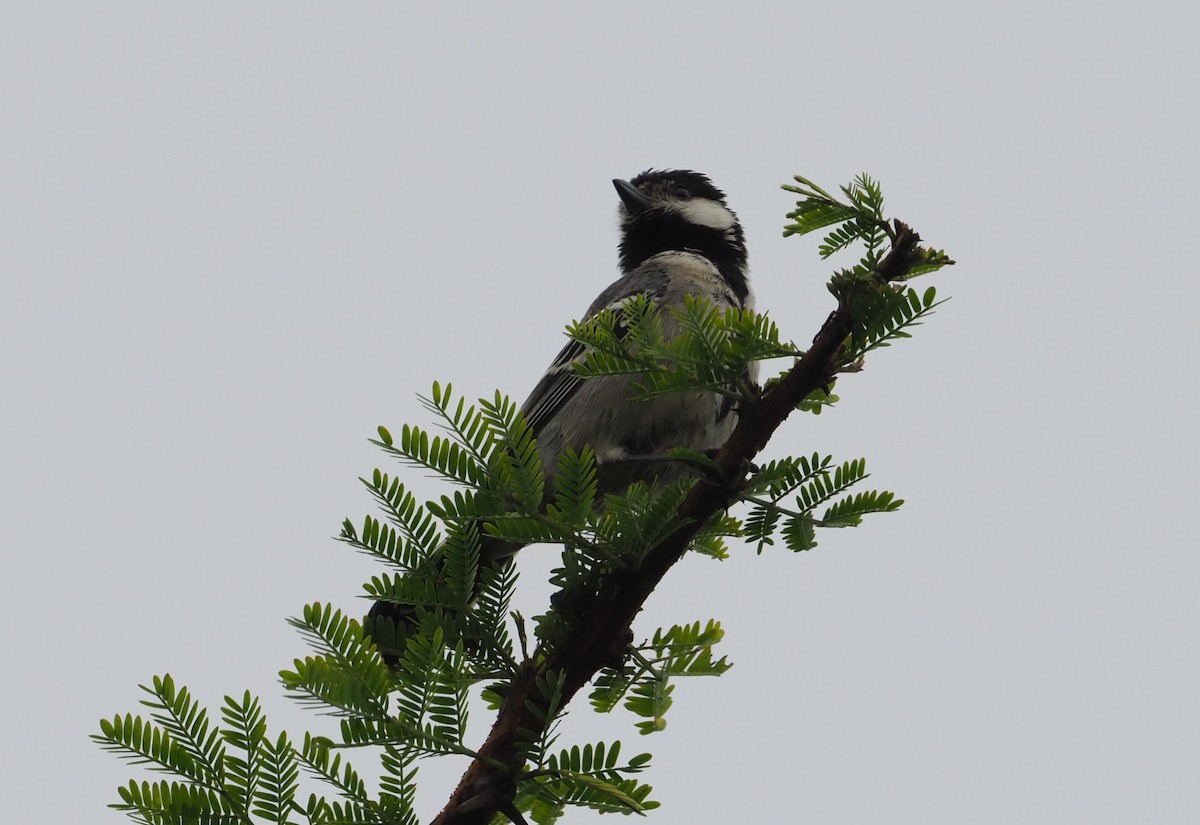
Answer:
519 267 670 435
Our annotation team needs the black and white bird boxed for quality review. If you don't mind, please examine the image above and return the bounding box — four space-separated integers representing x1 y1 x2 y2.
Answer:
368 170 753 651
524 170 754 493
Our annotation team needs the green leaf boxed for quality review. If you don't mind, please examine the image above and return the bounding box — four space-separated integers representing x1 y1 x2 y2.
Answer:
377 745 420 825
821 490 903 526
219 691 265 810
297 732 375 808
551 446 599 531
479 390 545 512
625 677 674 734
552 770 651 813
138 675 226 785
648 620 732 678
113 779 241 824
782 514 818 552
252 732 300 825
782 200 859 238
533 743 660 815
902 247 956 279
796 458 867 511
93 713 204 782
846 285 949 361
283 602 393 718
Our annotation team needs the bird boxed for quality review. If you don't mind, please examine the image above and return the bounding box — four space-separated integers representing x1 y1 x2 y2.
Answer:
367 170 754 659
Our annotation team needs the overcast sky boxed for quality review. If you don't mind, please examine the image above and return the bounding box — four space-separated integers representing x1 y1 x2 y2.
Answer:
3 3 1198 823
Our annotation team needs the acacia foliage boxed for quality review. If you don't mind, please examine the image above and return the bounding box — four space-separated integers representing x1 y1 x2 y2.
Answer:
95 173 953 825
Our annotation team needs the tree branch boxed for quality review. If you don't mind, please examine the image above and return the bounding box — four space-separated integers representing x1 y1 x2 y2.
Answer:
431 223 923 824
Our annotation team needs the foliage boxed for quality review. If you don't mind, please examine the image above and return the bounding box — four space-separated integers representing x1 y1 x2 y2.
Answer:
96 173 952 824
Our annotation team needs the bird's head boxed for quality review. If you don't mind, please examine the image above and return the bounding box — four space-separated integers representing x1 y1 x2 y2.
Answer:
613 169 749 303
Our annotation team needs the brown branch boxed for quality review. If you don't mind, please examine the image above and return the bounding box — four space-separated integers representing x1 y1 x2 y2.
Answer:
431 223 922 824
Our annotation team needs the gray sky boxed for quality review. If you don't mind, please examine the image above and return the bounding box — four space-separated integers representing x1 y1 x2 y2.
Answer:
3 3 1197 823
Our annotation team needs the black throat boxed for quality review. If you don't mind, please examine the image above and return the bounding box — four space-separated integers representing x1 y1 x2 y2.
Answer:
618 213 750 305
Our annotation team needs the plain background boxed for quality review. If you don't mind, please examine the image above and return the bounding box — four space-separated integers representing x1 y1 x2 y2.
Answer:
3 3 1198 822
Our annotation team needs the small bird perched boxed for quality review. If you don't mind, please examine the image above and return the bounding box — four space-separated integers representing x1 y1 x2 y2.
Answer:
368 170 754 652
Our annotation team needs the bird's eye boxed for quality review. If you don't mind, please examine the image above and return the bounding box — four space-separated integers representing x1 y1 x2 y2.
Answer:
671 185 692 199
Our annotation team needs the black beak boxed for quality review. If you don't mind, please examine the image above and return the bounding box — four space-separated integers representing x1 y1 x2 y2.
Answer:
613 179 651 215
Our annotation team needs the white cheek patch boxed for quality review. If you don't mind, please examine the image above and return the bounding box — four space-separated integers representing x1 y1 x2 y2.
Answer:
674 198 737 231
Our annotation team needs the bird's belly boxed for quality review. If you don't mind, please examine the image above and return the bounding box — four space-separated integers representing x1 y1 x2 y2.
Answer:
536 377 734 495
